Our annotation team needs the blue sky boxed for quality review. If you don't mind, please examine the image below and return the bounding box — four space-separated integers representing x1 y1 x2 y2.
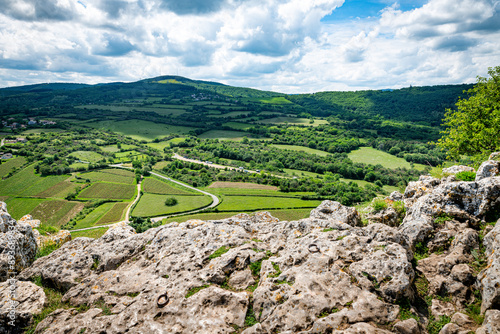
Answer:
0 0 498 93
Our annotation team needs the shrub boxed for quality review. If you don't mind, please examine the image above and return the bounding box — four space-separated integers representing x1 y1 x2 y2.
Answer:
164 197 178 206
455 171 476 181
372 198 388 212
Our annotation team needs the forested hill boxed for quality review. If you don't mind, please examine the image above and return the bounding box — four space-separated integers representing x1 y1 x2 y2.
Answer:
287 84 473 126
0 76 471 135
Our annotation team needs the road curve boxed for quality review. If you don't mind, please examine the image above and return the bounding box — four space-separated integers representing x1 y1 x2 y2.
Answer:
71 165 220 232
125 179 142 221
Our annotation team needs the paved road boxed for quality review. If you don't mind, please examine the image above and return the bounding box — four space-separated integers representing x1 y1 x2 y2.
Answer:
172 153 288 178
70 165 220 232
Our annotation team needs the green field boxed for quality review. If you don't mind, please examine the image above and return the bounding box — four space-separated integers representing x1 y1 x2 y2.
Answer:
36 180 80 198
272 144 330 157
0 157 26 177
209 111 250 118
74 203 116 229
217 196 321 212
97 202 128 224
222 122 254 131
101 144 137 152
77 171 135 185
85 120 194 141
78 183 136 200
142 177 199 195
348 147 427 170
258 97 293 104
204 186 314 198
0 165 70 197
198 130 249 140
4 198 46 220
283 168 322 178
132 193 213 217
30 200 83 227
71 227 109 239
257 117 329 126
69 151 105 163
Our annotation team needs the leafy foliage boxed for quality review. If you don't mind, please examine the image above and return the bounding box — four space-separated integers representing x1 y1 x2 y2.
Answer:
438 66 500 160
164 196 178 206
455 171 476 181
208 246 230 260
129 216 161 233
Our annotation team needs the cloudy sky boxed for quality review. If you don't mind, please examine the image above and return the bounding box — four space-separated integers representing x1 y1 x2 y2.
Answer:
0 0 499 93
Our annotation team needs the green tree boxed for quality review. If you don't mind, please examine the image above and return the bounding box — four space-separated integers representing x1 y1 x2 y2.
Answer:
437 66 500 160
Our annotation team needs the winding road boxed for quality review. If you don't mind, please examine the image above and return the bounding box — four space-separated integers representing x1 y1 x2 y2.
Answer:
70 165 220 232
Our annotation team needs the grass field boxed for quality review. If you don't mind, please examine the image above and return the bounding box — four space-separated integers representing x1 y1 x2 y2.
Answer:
283 168 322 178
78 183 136 200
0 157 26 177
348 147 427 170
198 130 249 140
101 144 137 152
142 177 199 195
71 227 109 239
208 111 250 118
77 171 135 185
217 196 321 212
257 117 329 126
202 185 313 197
4 198 46 220
222 122 253 130
0 165 71 197
207 182 278 190
132 193 213 217
69 151 105 163
272 144 330 157
153 161 170 170
74 203 116 229
258 97 293 104
36 180 80 198
85 120 194 141
30 200 84 227
97 202 128 224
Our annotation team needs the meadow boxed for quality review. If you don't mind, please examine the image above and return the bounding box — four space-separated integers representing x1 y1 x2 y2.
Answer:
85 120 194 141
216 195 321 212
132 193 213 217
257 117 329 126
0 157 26 177
78 171 135 185
348 147 427 170
198 130 249 140
77 182 136 200
142 177 199 195
272 144 330 157
69 151 105 163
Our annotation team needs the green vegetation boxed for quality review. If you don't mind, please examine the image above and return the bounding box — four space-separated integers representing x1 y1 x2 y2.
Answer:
129 216 161 233
78 183 135 200
348 147 425 170
271 144 330 156
185 284 210 298
142 177 198 195
427 316 451 334
455 171 476 181
371 198 388 212
208 246 230 260
132 193 212 217
438 66 500 161
70 227 109 239
35 242 61 260
164 197 178 206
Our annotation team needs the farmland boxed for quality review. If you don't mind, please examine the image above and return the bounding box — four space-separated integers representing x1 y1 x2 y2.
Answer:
132 193 212 217
348 147 427 170
0 157 26 177
142 177 199 195
85 120 194 141
77 182 136 200
272 144 330 157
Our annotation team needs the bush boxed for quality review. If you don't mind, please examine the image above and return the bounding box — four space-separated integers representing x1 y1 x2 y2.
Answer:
455 171 476 181
372 198 388 212
164 197 178 206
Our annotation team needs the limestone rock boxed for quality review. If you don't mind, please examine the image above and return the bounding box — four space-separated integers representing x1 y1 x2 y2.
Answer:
388 191 404 202
431 299 456 317
0 202 37 282
228 269 255 290
489 152 500 161
309 200 361 226
0 281 46 333
367 207 400 227
442 165 475 175
479 219 500 313
393 318 421 334
476 309 500 334
476 160 500 181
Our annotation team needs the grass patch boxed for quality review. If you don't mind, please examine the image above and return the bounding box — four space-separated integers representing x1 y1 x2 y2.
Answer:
73 203 116 229
36 180 80 198
372 198 388 212
208 246 230 260
217 195 320 212
132 193 212 217
271 144 330 157
69 151 105 163
70 227 109 239
77 171 135 185
455 171 476 181
207 181 278 190
142 177 199 195
267 262 282 278
0 156 26 177
85 120 193 141
78 183 135 200
35 242 61 260
185 284 210 298
30 200 82 227
414 242 429 261
434 213 453 225
427 315 450 334
96 202 128 225
198 130 249 140
348 147 426 170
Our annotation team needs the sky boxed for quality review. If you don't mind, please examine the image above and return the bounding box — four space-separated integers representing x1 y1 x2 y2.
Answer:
0 0 499 93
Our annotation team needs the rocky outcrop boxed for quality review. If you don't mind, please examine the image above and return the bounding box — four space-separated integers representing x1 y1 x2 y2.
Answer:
0 203 37 283
18 214 71 248
0 281 45 333
5 154 500 333
442 165 475 175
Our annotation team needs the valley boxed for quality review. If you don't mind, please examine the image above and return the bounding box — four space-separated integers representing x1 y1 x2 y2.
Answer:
0 76 469 238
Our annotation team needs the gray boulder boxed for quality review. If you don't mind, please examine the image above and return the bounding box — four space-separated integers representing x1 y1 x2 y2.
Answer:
0 202 37 282
309 200 361 226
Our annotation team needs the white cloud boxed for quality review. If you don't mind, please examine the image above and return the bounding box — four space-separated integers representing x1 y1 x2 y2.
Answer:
0 0 498 92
